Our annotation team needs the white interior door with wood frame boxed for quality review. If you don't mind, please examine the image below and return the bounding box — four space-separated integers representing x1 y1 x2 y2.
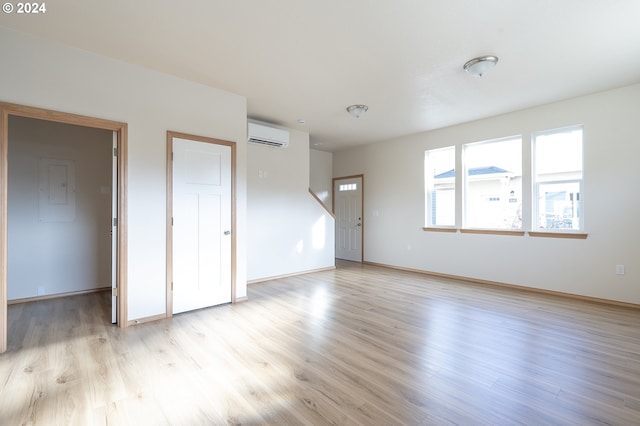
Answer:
111 132 118 323
171 136 232 314
334 176 363 262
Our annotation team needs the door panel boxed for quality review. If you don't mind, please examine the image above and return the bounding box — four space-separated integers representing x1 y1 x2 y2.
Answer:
174 193 199 293
335 176 363 262
112 132 118 323
172 137 231 314
198 194 223 290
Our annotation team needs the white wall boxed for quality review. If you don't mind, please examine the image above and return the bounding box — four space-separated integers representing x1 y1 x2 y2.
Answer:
0 27 248 320
247 129 335 281
310 149 333 210
8 116 112 300
333 84 640 305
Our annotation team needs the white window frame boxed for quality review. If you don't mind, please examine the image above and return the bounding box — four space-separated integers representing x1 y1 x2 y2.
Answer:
424 146 456 228
462 135 522 230
532 125 584 232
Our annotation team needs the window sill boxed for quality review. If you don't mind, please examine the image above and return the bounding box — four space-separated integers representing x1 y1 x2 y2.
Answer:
528 231 588 239
460 229 526 237
422 227 458 233
422 228 588 239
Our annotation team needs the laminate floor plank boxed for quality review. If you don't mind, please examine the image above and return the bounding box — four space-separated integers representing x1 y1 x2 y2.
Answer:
2 261 640 425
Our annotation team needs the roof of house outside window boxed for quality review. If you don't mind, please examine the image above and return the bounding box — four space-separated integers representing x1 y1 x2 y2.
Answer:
435 166 510 179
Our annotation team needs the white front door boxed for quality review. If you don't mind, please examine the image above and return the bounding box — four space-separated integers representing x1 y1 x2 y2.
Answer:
172 137 232 314
334 176 363 262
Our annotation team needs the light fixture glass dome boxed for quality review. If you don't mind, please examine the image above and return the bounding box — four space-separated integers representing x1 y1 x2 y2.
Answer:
463 55 499 77
346 104 368 118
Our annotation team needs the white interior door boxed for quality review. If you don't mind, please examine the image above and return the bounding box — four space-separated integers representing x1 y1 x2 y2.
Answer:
335 176 363 262
172 137 232 314
111 132 118 324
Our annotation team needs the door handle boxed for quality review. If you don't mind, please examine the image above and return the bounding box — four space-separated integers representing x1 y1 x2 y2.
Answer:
224 230 231 235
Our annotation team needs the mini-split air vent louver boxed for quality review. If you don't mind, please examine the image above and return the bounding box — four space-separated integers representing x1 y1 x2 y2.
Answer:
247 122 290 148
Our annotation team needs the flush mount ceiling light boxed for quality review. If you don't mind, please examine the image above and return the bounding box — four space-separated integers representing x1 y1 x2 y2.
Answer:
346 104 368 118
463 55 499 77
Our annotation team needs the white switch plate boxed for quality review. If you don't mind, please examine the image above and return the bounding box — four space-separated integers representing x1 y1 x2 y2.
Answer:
615 265 625 275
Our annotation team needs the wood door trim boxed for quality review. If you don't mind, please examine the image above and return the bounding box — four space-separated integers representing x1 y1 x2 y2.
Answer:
332 174 365 263
0 102 128 354
166 131 237 319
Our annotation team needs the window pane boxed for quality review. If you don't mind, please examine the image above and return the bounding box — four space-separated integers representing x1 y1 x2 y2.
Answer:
534 126 583 230
425 147 455 226
339 183 357 191
464 137 522 229
536 182 581 229
534 127 582 178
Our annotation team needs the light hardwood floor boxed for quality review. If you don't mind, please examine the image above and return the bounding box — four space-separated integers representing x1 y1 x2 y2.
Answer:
1 261 640 425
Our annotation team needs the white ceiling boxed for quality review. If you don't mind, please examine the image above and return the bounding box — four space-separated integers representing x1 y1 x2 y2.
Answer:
2 1 640 151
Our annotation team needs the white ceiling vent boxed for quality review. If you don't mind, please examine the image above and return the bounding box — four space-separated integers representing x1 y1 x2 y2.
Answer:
248 122 289 148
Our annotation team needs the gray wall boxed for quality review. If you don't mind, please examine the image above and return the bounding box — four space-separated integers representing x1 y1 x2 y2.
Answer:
8 116 113 300
247 129 335 282
310 149 333 210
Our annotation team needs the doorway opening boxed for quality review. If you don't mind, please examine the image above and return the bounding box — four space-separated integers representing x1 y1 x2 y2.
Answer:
0 102 128 354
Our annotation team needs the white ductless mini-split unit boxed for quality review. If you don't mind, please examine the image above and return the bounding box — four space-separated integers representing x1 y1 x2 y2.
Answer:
247 121 290 148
